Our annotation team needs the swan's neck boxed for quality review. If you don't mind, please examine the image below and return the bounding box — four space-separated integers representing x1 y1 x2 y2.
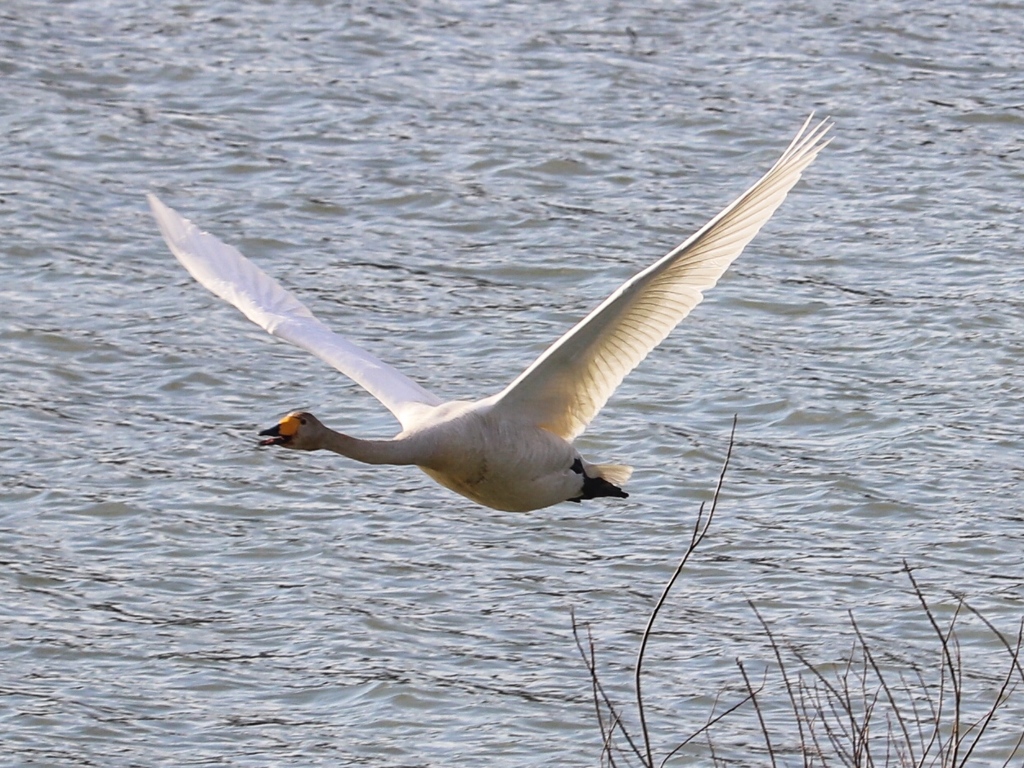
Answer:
316 428 419 466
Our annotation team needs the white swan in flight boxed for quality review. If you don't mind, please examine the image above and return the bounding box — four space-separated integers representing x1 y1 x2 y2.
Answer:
149 116 830 512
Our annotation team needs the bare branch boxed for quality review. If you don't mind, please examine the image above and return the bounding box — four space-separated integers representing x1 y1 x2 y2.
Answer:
960 600 1024 684
571 609 647 765
751 601 810 767
849 612 916 767
574 437 1024 768
659 691 755 768
956 619 1024 767
634 416 737 767
900 571 950 767
737 659 778 768
999 728 1024 768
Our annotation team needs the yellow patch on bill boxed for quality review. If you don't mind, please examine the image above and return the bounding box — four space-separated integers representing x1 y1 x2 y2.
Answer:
278 415 301 437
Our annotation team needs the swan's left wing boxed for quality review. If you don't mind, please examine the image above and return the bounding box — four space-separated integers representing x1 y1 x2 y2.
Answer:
490 116 831 441
148 194 442 428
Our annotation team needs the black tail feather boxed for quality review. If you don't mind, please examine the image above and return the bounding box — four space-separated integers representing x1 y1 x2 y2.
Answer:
569 457 628 502
578 474 629 501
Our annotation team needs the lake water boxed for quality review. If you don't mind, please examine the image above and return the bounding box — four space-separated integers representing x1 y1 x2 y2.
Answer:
2 1 1023 765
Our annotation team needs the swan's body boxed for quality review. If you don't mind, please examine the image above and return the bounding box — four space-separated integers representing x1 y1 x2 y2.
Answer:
261 407 628 511
150 116 830 511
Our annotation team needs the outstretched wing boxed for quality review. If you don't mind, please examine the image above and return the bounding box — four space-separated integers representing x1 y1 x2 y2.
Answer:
490 116 832 440
148 194 442 428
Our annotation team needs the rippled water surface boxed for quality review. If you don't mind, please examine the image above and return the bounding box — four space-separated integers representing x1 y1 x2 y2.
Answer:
3 1 1023 765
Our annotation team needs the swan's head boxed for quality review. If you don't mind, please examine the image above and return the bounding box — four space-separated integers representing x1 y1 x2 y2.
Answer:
258 411 324 450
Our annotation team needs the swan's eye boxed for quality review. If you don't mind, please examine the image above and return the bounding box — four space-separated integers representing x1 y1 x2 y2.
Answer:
299 418 308 426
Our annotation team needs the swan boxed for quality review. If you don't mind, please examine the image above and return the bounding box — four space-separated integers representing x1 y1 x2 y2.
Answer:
149 116 830 512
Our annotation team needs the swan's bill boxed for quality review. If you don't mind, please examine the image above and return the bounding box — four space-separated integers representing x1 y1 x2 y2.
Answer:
258 414 302 446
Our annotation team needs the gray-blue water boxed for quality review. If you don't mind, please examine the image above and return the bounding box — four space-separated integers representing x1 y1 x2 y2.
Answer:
2 1 1023 765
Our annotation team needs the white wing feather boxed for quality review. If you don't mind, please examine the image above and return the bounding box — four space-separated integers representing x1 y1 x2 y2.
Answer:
148 194 442 428
491 116 832 440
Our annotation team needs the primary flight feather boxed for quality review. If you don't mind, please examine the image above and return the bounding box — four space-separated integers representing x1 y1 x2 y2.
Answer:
150 116 831 511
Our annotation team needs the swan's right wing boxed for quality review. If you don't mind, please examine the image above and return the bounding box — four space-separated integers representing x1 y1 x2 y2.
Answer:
490 116 831 441
148 194 442 428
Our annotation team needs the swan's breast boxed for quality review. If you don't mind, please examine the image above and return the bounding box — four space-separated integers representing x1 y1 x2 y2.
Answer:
410 408 581 512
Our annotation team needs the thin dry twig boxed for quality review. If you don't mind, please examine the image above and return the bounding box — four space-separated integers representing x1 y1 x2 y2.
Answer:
904 561 964 766
575 429 1024 768
571 609 647 765
751 602 811 768
738 659 779 768
960 601 1024 683
849 611 917 767
955 618 1024 767
658 691 754 768
634 416 737 767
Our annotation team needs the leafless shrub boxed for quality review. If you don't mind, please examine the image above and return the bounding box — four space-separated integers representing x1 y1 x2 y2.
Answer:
572 420 1024 767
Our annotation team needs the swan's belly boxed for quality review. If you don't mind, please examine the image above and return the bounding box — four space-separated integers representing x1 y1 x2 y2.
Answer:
419 463 578 512
414 419 582 512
